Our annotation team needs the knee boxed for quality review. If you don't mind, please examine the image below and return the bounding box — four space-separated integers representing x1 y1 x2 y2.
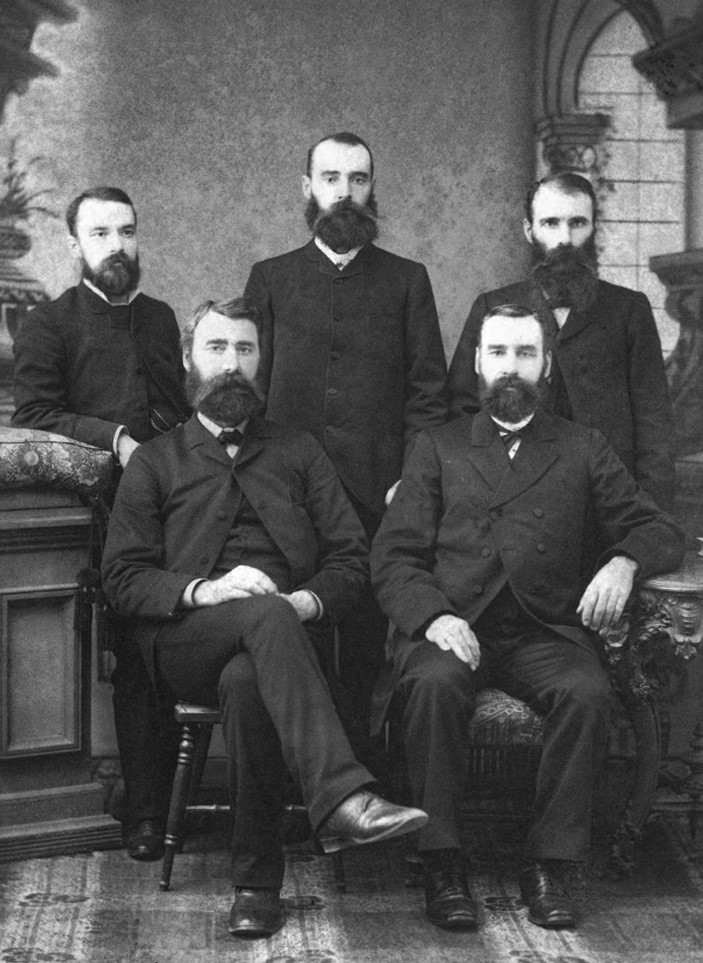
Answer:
218 653 260 709
556 672 613 719
403 647 475 711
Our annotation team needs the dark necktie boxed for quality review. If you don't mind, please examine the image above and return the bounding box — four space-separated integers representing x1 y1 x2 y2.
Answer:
218 428 244 447
499 430 522 448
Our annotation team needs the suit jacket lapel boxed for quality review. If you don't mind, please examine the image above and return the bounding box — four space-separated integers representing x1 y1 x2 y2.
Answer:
490 409 559 507
469 411 513 492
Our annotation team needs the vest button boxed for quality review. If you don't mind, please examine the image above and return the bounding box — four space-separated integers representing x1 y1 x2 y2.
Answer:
537 542 546 553
327 387 338 396
533 508 544 518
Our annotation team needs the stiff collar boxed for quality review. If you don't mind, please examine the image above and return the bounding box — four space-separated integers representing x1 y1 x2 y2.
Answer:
314 236 361 269
82 278 141 306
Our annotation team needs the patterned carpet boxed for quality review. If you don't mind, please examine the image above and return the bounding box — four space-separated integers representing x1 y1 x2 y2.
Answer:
1 816 702 963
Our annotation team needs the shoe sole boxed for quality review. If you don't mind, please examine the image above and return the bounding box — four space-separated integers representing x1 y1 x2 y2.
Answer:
426 911 478 930
318 811 428 854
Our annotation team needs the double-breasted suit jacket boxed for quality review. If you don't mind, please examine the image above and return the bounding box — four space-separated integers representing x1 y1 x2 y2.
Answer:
371 408 685 684
12 281 189 449
101 414 369 678
244 240 448 517
446 279 675 510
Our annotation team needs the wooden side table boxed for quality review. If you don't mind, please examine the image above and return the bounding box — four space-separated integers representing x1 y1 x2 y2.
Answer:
602 551 703 851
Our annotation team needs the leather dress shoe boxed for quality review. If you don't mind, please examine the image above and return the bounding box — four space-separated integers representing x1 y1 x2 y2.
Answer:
519 861 576 928
125 819 164 861
228 887 284 938
317 790 428 853
424 852 478 930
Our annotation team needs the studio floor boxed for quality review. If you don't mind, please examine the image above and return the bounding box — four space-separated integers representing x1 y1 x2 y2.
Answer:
1 816 703 963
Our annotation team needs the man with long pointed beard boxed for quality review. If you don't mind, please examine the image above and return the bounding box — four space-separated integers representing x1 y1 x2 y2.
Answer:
101 296 428 939
371 304 684 931
12 187 190 861
244 132 447 758
446 171 675 511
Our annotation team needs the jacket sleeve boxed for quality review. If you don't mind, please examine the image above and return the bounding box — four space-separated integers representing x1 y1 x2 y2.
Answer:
371 429 455 637
12 305 121 450
243 262 274 397
295 441 370 623
446 293 487 420
625 293 676 511
402 264 448 459
101 447 194 619
587 428 685 578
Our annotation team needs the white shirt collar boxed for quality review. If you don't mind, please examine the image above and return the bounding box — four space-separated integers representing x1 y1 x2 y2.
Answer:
83 278 141 305
490 413 535 433
197 411 249 438
314 236 362 269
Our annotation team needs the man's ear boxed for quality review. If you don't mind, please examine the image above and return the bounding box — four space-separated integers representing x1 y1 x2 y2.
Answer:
182 350 191 372
523 218 533 244
474 346 480 376
67 232 81 261
544 350 552 380
302 175 312 199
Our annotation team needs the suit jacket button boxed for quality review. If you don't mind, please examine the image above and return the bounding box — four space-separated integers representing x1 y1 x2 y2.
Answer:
537 542 546 553
533 508 544 518
481 546 491 557
327 387 338 396
489 509 501 521
331 350 341 360
472 584 483 595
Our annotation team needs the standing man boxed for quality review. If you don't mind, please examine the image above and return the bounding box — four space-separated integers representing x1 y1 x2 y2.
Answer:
447 171 675 510
101 297 427 938
244 132 448 744
12 187 190 860
371 305 684 931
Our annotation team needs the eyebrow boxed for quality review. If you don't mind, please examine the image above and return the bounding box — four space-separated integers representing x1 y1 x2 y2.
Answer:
319 168 370 177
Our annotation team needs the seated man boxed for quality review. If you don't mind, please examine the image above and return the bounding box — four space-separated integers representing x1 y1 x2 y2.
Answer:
101 296 427 939
370 304 685 931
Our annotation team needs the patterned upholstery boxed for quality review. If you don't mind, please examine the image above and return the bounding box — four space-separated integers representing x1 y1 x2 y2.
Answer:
468 687 543 746
0 426 117 499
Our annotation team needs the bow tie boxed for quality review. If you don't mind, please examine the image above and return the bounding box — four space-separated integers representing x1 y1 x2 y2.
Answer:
218 428 244 447
499 429 522 447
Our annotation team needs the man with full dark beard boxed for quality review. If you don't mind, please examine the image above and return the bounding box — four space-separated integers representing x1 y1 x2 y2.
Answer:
370 304 684 931
244 132 447 757
447 171 675 511
12 187 190 861
101 297 428 939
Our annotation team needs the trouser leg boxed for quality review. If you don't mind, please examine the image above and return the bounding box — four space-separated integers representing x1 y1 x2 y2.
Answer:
111 633 179 830
496 637 615 861
154 595 371 834
397 641 477 852
218 653 286 888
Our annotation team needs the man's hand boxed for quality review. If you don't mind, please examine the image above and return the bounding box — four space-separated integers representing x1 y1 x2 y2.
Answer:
577 555 639 632
279 590 319 622
425 614 481 669
116 434 140 468
193 566 279 607
385 480 401 506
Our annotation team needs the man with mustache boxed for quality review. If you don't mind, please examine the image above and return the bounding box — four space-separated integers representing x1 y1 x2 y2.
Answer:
371 304 684 931
101 297 428 938
447 171 675 510
12 187 190 860
244 132 448 755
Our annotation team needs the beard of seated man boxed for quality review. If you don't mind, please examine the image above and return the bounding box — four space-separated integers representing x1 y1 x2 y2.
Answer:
530 236 599 313
479 371 547 425
305 194 379 254
185 367 266 427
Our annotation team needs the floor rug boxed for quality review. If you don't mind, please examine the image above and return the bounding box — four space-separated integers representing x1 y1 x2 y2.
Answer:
1 816 702 963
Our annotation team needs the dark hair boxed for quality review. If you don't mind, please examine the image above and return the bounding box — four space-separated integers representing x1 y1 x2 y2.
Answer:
306 131 374 178
66 186 136 236
524 171 597 225
181 296 263 357
479 303 553 354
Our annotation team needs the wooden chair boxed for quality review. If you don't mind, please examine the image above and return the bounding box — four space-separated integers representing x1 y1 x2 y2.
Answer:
159 702 347 892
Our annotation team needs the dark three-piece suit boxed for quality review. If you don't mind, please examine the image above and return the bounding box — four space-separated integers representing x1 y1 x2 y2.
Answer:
12 281 190 833
446 279 675 510
371 409 684 860
101 414 374 887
